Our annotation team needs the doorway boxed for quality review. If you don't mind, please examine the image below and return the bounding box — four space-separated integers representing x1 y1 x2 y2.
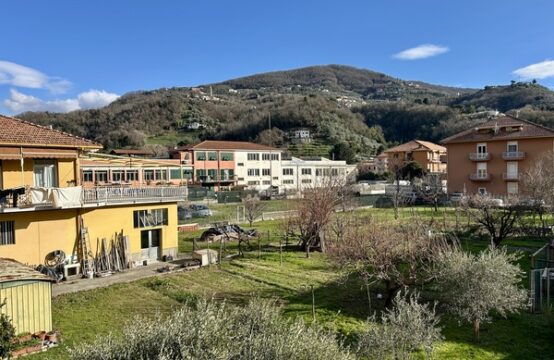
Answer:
141 229 161 260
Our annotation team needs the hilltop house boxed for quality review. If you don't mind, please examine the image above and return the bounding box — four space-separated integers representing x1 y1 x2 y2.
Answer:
442 115 554 196
0 115 186 267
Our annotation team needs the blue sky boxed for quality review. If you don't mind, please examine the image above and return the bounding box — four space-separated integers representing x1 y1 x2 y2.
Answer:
1 0 554 114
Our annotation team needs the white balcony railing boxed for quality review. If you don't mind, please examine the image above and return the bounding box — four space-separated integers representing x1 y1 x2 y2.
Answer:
82 186 187 205
469 173 491 181
502 151 525 160
469 153 491 161
502 173 520 181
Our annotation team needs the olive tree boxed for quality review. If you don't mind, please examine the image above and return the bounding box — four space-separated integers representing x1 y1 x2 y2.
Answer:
357 291 442 360
70 298 353 360
434 246 528 342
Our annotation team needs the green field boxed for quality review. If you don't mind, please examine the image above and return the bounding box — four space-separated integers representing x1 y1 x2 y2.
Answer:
33 207 554 359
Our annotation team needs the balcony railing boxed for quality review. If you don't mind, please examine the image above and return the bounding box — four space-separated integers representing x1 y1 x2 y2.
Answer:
469 153 491 161
502 151 526 160
83 186 187 205
0 185 187 211
198 175 237 183
469 173 491 181
502 173 520 181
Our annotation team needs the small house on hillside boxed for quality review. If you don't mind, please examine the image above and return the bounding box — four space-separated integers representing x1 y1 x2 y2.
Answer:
0 258 54 334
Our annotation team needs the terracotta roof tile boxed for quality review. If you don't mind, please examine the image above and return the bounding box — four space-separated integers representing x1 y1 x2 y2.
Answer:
0 114 101 149
441 115 554 144
174 140 281 151
385 140 446 153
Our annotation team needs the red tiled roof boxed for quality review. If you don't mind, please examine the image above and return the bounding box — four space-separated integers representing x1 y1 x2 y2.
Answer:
385 140 446 153
441 115 554 144
0 114 101 149
173 140 281 151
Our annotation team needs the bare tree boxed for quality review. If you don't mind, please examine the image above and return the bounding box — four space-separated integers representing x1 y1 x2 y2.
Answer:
242 195 265 227
414 173 445 212
462 194 524 246
521 151 554 235
434 246 528 342
292 176 345 257
328 216 453 307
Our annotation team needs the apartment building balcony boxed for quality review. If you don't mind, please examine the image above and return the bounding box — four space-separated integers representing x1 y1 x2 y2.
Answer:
469 153 491 161
502 151 526 160
502 173 520 181
0 185 188 212
469 173 491 181
198 175 237 184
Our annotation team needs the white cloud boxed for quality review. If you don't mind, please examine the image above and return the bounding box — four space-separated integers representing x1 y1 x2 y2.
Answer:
393 44 449 60
513 60 554 80
0 60 71 94
3 89 119 114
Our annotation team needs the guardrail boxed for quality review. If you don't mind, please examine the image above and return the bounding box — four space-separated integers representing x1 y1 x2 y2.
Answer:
469 153 491 161
82 186 188 205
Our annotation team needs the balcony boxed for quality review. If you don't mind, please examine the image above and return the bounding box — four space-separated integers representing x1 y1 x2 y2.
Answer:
469 153 491 161
502 151 526 160
198 175 237 183
469 173 491 181
0 185 188 212
502 173 520 181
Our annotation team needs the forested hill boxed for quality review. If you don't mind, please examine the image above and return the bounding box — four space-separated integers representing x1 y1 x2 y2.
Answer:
17 65 554 161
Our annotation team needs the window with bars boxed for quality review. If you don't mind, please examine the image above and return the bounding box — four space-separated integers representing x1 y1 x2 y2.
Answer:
133 209 168 228
283 168 294 176
262 169 271 176
0 221 15 245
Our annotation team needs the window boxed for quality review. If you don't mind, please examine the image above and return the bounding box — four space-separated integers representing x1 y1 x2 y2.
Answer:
196 169 206 179
183 169 193 179
207 169 217 180
221 152 233 161
262 153 271 161
316 169 330 177
126 170 139 181
155 170 167 181
271 153 279 161
316 169 322 176
331 168 339 176
477 163 487 177
112 170 124 182
144 170 155 181
95 170 108 183
283 168 294 176
237 162 244 166
0 221 15 245
477 143 487 154
170 169 183 180
302 179 312 184
220 169 234 180
33 160 57 187
478 187 487 195
247 153 260 161
133 209 168 228
507 141 518 153
82 170 93 182
208 152 217 161
247 180 260 185
507 182 519 195
262 169 271 176
263 180 271 185
247 169 260 176
283 179 294 184
272 176 279 180
301 168 312 175
196 152 206 161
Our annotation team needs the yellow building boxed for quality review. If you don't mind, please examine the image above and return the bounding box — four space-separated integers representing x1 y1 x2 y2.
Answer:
0 258 54 334
0 115 186 267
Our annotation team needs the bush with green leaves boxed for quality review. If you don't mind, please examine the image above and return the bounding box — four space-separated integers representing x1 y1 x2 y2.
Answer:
70 298 353 360
356 291 442 360
434 246 528 341
0 300 15 358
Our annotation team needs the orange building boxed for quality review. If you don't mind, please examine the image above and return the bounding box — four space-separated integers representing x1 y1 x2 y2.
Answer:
383 140 447 174
441 115 554 196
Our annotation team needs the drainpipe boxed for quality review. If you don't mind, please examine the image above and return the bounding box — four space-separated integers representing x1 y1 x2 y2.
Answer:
20 146 24 185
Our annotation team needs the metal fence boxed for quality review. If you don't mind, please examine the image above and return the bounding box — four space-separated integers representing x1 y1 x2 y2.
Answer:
530 268 554 313
83 186 188 205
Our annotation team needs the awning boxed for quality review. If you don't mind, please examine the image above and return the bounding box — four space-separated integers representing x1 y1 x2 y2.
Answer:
0 147 78 160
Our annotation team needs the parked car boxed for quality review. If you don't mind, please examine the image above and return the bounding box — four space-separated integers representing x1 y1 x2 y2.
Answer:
177 205 192 220
189 204 213 217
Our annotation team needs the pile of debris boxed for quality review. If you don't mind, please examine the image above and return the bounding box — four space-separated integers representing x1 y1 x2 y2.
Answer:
94 231 131 274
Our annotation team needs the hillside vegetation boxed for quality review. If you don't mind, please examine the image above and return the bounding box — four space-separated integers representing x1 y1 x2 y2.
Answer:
18 65 554 160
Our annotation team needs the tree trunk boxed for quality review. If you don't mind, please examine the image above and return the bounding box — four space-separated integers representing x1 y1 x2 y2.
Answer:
473 319 480 342
383 283 400 308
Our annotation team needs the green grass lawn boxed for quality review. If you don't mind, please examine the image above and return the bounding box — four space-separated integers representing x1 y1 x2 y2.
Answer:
33 207 554 359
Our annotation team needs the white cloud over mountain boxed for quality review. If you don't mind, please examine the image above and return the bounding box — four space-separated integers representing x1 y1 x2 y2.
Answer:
513 60 554 80
393 44 449 60
3 89 119 113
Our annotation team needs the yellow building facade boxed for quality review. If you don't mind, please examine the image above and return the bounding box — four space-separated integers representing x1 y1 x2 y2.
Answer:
0 115 184 267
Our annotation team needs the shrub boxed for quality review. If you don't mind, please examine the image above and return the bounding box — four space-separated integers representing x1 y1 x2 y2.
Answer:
0 300 15 358
356 291 442 359
70 298 353 360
